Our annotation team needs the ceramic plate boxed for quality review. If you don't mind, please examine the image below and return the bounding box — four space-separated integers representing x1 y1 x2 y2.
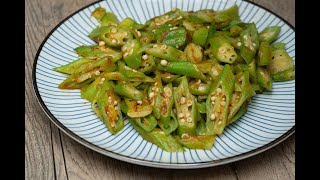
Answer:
32 0 295 169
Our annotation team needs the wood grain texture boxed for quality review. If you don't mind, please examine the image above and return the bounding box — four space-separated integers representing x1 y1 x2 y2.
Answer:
25 0 295 179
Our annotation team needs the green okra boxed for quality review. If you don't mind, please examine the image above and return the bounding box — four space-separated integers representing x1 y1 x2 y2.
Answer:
53 58 93 75
209 34 238 64
114 83 144 101
121 39 142 69
259 26 281 43
240 23 259 64
145 43 186 62
156 61 206 81
206 64 235 135
272 67 295 82
257 42 271 66
174 134 215 150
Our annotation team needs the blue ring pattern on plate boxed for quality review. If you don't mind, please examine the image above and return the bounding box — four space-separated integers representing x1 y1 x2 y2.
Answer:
33 0 295 169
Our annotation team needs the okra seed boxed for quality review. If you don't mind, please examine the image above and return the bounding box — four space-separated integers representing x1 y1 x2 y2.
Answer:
99 41 105 46
178 113 184 118
222 97 225 101
137 100 143 105
181 118 186 123
160 45 167 49
181 134 189 139
252 43 256 47
243 35 248 39
142 54 148 60
111 123 115 127
149 92 155 98
186 100 192 107
114 101 118 105
185 112 190 117
168 24 172 26
164 86 172 97
198 85 205 91
123 32 128 36
153 44 158 48
95 71 100 75
160 60 168 66
211 96 216 101
111 39 117 43
111 28 117 33
221 101 226 106
114 106 119 110
156 23 161 26
237 42 242 46
211 113 216 120
101 78 105 82
180 97 186 104
152 30 156 32
211 101 215 105
217 88 222 93
175 45 179 48
217 121 222 125
123 52 128 57
207 26 210 29
187 117 192 122
165 15 169 19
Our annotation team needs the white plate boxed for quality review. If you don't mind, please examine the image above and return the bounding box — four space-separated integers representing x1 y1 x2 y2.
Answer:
33 0 295 169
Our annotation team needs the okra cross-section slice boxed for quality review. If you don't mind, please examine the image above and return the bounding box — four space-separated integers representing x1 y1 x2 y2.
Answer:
174 77 198 135
88 26 132 47
272 67 295 82
184 43 203 63
125 94 153 118
148 74 163 119
228 101 248 125
206 64 235 135
240 23 259 64
259 26 281 44
209 34 237 64
175 134 215 150
145 44 186 62
158 83 174 128
121 39 142 69
227 71 255 123
97 80 124 134
129 114 157 132
81 76 105 102
53 58 94 75
157 61 207 81
118 61 154 82
161 27 187 49
91 7 118 26
74 45 122 63
139 54 156 74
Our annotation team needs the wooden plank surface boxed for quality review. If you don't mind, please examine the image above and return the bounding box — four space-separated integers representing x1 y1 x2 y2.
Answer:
25 0 295 179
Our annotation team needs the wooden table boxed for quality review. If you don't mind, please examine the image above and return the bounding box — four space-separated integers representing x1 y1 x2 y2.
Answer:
25 0 295 179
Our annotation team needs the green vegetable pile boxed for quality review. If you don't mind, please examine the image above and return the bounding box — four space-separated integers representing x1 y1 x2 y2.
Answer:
54 5 295 152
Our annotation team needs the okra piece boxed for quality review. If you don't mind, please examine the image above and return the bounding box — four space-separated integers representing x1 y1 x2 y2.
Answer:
118 61 154 82
192 27 209 47
91 78 106 120
267 49 294 75
58 72 95 89
213 5 240 29
129 119 184 152
272 67 295 81
184 43 203 63
91 7 118 26
228 71 254 122
121 39 142 69
154 83 174 128
157 61 206 81
148 74 163 119
81 76 104 102
160 27 187 48
189 79 212 96
259 26 281 43
174 134 215 150
74 45 122 63
139 54 156 74
257 67 273 91
159 72 180 83
174 77 198 135
140 31 155 45
53 58 93 75
125 94 153 118
158 112 179 135
196 116 207 135
97 80 124 134
209 34 238 64
114 83 144 101
208 63 224 81
148 128 185 152
118 17 136 30
206 64 235 135
130 114 157 132
240 23 259 64
227 101 248 125
230 25 243 37
88 26 132 47
145 44 186 62
195 60 215 74
257 42 271 66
